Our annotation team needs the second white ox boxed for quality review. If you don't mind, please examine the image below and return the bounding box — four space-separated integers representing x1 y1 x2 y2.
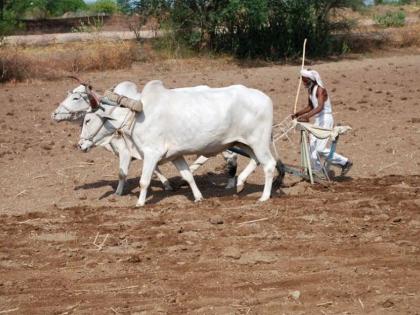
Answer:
79 80 278 206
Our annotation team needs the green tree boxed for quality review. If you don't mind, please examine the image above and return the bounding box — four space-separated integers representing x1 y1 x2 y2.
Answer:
47 0 87 16
132 0 363 58
0 0 87 34
89 0 120 14
117 0 132 13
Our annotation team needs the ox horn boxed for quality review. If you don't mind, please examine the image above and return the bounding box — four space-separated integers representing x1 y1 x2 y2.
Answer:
68 75 98 108
68 75 83 84
67 75 93 89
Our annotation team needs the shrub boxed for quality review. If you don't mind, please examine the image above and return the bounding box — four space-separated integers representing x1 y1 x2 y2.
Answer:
47 0 87 16
140 0 362 59
71 16 105 33
89 0 120 15
0 47 36 82
0 40 140 83
374 11 406 27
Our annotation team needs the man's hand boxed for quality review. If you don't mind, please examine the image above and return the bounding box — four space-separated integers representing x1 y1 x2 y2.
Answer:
297 116 309 122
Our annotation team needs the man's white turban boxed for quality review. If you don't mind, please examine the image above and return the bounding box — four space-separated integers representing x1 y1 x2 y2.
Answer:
300 69 324 88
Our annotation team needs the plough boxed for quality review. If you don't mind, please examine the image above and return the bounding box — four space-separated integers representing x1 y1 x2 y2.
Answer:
272 115 352 185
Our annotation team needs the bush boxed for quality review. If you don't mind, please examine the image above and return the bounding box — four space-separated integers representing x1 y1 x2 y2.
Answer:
374 11 406 27
46 0 87 16
0 10 24 36
89 0 120 14
71 16 105 33
142 0 362 59
0 47 36 82
0 40 140 83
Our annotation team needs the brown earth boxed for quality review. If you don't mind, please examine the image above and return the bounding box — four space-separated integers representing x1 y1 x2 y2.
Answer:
0 53 420 314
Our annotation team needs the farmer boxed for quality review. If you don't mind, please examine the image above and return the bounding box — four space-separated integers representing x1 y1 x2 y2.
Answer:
292 69 353 175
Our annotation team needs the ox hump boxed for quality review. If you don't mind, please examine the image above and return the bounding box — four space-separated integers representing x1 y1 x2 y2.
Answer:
141 80 169 104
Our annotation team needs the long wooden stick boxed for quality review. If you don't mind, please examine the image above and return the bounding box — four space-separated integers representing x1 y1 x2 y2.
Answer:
293 38 307 114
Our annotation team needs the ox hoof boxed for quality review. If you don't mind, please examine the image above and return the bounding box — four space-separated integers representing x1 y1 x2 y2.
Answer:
194 197 204 203
114 190 123 196
236 183 245 194
135 201 145 207
258 196 270 202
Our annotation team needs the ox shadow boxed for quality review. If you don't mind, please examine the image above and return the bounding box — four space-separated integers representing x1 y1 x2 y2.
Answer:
74 173 263 203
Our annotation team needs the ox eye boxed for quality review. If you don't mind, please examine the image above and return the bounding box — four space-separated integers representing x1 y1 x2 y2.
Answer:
73 96 80 100
85 119 91 124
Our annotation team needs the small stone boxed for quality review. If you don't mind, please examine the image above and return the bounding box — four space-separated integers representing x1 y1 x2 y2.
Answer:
376 214 390 221
382 299 394 308
392 217 402 223
237 252 277 265
209 215 224 225
85 260 98 268
177 226 184 233
222 246 241 259
126 255 141 263
289 290 301 300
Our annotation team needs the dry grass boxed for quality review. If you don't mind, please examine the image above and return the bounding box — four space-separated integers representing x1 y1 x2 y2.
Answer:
388 23 420 47
342 21 420 54
0 40 140 83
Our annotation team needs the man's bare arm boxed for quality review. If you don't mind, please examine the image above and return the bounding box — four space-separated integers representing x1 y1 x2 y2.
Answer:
298 88 327 121
292 96 313 119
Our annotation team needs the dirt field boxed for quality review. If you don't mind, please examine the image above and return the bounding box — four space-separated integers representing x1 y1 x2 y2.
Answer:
1 53 420 314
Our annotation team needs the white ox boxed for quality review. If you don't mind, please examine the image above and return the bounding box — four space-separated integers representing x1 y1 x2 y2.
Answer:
79 80 278 207
52 81 238 195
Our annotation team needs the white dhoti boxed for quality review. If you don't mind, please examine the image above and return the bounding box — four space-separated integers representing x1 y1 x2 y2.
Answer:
309 114 348 171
